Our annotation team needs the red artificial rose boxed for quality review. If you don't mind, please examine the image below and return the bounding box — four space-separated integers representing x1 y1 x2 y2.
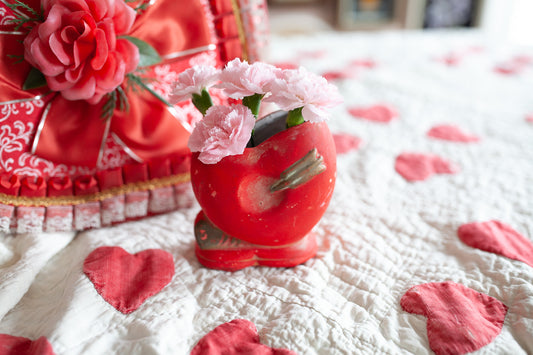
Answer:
23 0 140 104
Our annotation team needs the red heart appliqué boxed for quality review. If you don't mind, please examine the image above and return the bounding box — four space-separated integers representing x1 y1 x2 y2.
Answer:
401 282 507 355
0 334 54 355
458 220 533 268
83 246 174 314
427 124 480 142
191 319 297 355
395 152 459 181
348 104 398 123
333 133 362 154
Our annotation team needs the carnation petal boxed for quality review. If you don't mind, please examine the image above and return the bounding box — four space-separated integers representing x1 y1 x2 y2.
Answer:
189 104 255 164
169 66 219 104
302 104 328 123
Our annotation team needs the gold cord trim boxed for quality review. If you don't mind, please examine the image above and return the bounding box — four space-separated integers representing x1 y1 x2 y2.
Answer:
230 0 249 62
0 173 190 207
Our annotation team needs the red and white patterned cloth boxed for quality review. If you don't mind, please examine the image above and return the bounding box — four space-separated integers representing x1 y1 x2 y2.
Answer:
0 30 532 354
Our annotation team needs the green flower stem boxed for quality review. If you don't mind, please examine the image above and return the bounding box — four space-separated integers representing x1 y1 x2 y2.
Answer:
286 107 305 128
126 73 172 107
242 93 264 118
192 88 213 115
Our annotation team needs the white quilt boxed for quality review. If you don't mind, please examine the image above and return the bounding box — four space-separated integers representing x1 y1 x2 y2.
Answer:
0 30 532 354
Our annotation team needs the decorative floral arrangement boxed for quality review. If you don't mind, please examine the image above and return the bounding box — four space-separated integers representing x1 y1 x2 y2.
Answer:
170 59 343 164
10 0 165 113
3 0 189 167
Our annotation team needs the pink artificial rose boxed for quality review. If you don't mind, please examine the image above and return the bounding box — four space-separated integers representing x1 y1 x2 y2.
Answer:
216 58 281 98
188 104 255 164
265 67 343 122
169 65 220 103
23 0 139 104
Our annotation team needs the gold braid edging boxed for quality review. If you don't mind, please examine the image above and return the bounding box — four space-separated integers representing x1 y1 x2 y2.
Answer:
230 0 249 62
0 172 190 207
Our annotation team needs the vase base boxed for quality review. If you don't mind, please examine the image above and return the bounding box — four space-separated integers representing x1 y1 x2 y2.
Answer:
194 210 318 271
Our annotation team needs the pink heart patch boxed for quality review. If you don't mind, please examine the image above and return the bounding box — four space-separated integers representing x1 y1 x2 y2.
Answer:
273 62 299 70
83 246 174 314
350 58 376 69
348 104 398 123
458 220 533 267
427 124 480 142
322 70 355 82
526 114 533 123
435 53 462 66
191 319 297 355
395 153 458 181
333 133 362 154
401 282 508 355
0 334 54 355
493 63 522 75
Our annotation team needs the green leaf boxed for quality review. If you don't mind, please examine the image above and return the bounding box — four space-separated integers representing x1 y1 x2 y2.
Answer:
286 107 305 128
191 89 213 116
242 93 264 118
23 67 47 90
122 36 161 67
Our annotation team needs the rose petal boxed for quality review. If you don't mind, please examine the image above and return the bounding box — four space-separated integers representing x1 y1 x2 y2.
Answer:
112 0 136 34
91 27 108 70
60 75 96 101
65 62 85 83
86 0 108 21
98 18 116 50
73 23 95 67
47 73 74 91
116 39 139 74
60 25 80 44
38 5 65 39
30 39 65 76
49 32 72 66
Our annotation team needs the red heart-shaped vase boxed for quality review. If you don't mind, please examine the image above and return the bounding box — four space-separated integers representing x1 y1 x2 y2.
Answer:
191 319 297 355
191 121 336 246
401 282 507 355
83 246 174 314
0 334 54 355
395 152 458 182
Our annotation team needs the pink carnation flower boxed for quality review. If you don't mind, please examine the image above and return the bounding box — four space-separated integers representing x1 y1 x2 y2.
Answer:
216 58 281 98
265 67 343 122
169 65 219 103
188 104 255 164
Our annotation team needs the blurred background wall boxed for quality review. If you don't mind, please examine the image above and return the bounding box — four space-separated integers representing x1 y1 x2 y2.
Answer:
267 0 533 46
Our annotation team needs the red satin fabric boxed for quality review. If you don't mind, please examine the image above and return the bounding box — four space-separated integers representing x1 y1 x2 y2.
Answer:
129 0 212 60
110 89 191 162
0 0 215 167
0 31 48 102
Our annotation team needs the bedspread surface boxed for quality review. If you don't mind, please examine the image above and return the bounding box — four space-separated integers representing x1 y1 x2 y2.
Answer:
0 30 532 354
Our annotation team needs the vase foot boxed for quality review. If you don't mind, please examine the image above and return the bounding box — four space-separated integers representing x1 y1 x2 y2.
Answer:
194 210 318 271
